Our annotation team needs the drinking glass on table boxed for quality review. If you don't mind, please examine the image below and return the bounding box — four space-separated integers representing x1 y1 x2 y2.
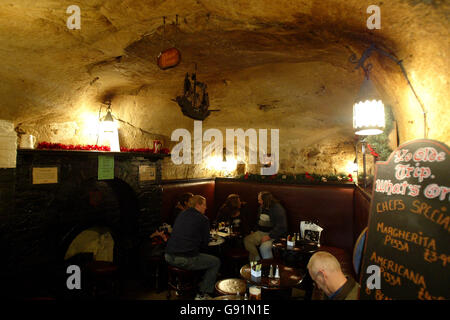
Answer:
249 286 261 300
211 221 218 235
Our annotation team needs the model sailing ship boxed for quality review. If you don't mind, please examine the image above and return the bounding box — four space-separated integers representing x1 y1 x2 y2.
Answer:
173 65 219 121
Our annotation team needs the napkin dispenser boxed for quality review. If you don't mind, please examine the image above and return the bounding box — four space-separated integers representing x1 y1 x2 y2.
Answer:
250 262 261 278
300 221 323 244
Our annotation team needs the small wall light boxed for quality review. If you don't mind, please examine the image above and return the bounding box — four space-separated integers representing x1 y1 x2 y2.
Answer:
98 101 120 152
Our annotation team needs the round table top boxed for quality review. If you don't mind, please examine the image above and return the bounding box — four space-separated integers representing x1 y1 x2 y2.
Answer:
240 260 304 289
215 278 247 295
211 229 240 239
272 238 319 253
213 295 245 300
208 234 225 246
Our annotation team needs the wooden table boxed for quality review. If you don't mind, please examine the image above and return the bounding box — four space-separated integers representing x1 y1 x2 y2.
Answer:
207 234 225 257
208 234 225 247
272 238 319 253
272 239 319 300
272 238 319 268
239 259 304 289
213 295 245 300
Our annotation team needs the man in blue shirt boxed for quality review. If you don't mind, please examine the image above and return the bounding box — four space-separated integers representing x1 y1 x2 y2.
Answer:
165 195 220 300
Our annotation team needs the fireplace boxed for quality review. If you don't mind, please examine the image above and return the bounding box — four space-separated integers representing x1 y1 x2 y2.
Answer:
0 149 165 298
64 227 115 263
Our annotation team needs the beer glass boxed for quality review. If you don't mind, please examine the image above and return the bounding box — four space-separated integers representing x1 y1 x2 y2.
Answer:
249 286 261 300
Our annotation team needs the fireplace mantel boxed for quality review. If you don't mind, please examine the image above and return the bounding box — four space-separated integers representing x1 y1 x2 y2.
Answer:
17 148 170 161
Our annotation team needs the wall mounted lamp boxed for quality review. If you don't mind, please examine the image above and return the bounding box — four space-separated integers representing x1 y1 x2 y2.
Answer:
97 101 120 152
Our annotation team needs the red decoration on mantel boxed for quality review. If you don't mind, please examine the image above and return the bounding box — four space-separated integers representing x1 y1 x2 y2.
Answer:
36 142 170 154
305 172 315 182
37 142 110 151
120 147 170 154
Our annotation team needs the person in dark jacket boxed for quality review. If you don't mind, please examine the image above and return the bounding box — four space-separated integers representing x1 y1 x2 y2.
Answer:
307 251 359 300
243 191 287 261
215 194 246 233
165 195 220 300
170 192 193 224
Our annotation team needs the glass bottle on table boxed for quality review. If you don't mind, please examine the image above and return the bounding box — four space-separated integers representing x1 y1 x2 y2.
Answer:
269 264 274 278
275 265 280 285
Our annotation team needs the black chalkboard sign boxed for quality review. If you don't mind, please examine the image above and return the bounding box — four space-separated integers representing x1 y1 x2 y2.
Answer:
360 139 449 300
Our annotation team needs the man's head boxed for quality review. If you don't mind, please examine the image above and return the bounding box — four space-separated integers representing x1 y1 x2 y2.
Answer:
307 251 346 296
226 194 241 209
188 195 207 214
179 192 194 209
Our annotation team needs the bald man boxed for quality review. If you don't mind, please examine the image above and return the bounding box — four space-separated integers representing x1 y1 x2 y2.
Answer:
307 251 359 300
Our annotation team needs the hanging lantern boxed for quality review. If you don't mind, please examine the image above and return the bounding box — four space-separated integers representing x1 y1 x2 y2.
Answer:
353 77 385 135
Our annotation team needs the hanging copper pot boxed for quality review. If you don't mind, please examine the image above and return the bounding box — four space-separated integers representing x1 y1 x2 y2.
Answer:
157 47 181 70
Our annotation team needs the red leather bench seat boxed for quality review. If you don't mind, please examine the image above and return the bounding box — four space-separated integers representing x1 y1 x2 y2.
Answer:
214 180 355 252
160 180 215 224
160 179 370 279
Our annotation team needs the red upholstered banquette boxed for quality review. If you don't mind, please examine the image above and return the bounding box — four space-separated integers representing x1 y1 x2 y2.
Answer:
160 178 371 277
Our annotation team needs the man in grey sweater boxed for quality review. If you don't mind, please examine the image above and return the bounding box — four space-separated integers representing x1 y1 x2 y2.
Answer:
244 191 288 261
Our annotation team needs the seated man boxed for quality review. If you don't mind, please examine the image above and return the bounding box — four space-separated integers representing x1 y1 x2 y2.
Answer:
165 195 220 300
307 251 359 300
244 191 287 261
170 192 193 225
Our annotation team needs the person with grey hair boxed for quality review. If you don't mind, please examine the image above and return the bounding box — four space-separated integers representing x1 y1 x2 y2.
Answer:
307 251 359 300
165 195 220 300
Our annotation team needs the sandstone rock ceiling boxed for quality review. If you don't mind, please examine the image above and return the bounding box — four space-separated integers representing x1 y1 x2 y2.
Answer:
0 0 448 146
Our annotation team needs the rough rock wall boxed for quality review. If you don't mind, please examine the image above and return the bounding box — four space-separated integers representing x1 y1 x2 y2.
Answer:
1 0 448 179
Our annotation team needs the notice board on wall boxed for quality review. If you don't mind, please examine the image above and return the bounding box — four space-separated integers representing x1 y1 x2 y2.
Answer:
360 139 449 300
